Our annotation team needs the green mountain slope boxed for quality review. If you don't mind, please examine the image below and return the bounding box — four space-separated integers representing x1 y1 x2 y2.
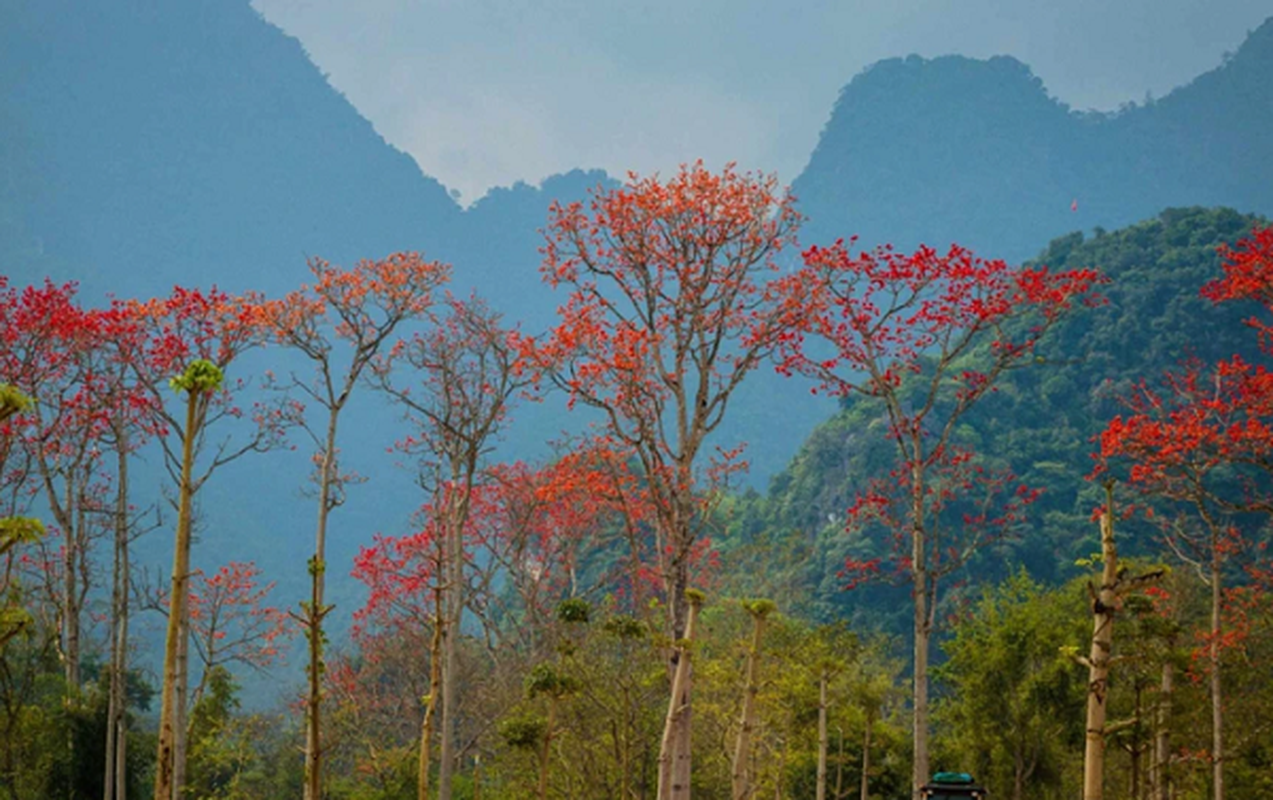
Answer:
726 207 1267 626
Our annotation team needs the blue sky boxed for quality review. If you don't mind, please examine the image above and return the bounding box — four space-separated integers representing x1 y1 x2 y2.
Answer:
252 0 1270 204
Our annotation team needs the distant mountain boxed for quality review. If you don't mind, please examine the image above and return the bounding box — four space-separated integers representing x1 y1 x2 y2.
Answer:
0 0 465 299
793 19 1273 261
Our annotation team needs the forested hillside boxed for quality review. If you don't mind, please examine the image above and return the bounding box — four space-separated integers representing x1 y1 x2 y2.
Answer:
726 207 1266 624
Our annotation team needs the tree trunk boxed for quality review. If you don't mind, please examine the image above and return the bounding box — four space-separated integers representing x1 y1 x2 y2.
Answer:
1082 504 1119 800
658 591 702 800
173 614 190 800
1209 552 1224 800
104 437 128 800
860 710 872 800
63 476 80 694
668 540 694 800
153 390 199 800
418 621 442 800
834 726 845 800
438 489 464 800
1153 654 1173 800
114 436 130 800
732 603 769 800
816 668 828 800
910 455 929 800
305 408 340 800
911 553 930 800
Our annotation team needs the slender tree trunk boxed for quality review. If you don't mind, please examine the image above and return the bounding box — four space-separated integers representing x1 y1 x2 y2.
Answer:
910 455 929 800
153 390 199 800
816 668 828 800
732 604 770 800
911 554 929 799
1209 551 1224 800
418 620 442 800
305 408 340 800
834 727 845 800
860 710 872 800
173 614 190 799
1153 653 1173 800
668 541 694 800
63 475 80 694
658 591 702 800
438 485 464 800
103 539 120 800
104 438 128 800
1083 505 1119 800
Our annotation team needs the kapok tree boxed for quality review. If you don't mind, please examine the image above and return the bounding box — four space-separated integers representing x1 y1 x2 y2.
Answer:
1096 225 1273 800
121 287 290 800
184 561 292 705
779 239 1102 797
483 443 655 654
0 279 106 696
371 293 537 800
532 162 806 799
255 252 449 800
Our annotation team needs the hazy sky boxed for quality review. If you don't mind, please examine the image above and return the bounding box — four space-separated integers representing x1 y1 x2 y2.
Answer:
251 0 1270 204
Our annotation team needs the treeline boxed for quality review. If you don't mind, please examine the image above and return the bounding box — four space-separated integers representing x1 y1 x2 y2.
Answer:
2 170 1272 800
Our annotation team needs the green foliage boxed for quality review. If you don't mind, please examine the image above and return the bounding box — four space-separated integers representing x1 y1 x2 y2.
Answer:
0 385 31 422
499 714 548 750
934 572 1089 800
169 358 225 395
555 597 591 624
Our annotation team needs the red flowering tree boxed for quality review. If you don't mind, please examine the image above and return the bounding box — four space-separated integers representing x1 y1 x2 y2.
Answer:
119 286 293 800
0 279 107 694
371 293 537 800
255 252 449 800
184 561 293 704
779 238 1102 795
1097 225 1273 800
530 162 806 798
483 441 657 652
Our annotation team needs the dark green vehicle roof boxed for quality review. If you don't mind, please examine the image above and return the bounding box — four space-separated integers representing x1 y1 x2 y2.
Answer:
920 772 987 798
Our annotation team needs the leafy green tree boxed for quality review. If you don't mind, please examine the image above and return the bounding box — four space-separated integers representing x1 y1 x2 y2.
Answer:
935 571 1087 800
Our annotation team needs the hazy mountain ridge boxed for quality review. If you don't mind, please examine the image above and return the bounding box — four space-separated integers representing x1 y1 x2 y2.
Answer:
793 18 1273 261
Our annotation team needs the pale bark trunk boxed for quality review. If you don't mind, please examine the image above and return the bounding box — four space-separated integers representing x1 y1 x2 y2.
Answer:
153 391 199 800
63 477 80 693
104 439 128 800
304 407 340 800
910 455 929 800
417 621 442 800
860 710 872 800
173 615 189 799
1209 552 1224 800
438 485 464 800
1153 656 1173 800
1082 506 1119 800
816 669 828 800
731 607 768 800
113 436 130 800
658 592 701 800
